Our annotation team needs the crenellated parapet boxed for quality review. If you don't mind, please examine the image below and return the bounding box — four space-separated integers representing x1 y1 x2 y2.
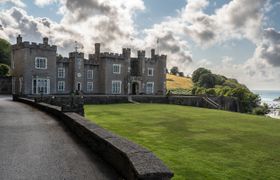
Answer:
100 52 124 60
12 35 57 51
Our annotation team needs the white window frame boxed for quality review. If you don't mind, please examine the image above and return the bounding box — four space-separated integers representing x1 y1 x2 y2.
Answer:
112 80 122 94
57 81 65 92
113 64 121 74
146 82 154 94
35 57 47 69
148 68 154 76
87 82 93 92
32 77 50 94
58 67 65 78
87 70 93 79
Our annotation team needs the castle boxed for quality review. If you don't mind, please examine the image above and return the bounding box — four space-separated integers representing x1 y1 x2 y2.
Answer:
11 35 167 96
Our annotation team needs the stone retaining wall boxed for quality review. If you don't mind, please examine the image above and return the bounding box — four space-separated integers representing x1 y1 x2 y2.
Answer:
14 96 174 180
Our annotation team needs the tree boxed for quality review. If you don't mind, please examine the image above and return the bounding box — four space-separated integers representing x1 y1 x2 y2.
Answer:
170 66 179 75
178 72 184 77
197 73 215 88
192 67 211 83
0 64 10 76
0 38 11 65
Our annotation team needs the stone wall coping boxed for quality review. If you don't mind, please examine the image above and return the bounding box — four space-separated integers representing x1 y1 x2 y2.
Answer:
15 96 174 180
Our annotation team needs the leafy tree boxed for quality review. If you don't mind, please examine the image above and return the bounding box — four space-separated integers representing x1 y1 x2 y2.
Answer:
192 67 211 83
170 66 179 75
178 72 184 77
197 73 215 88
213 74 226 85
0 64 10 76
191 67 261 113
0 38 11 65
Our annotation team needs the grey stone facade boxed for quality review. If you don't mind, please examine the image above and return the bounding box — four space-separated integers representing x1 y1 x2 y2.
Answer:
12 35 167 95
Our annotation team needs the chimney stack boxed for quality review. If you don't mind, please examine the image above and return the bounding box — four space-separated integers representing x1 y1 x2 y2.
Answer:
151 49 155 58
95 43 100 56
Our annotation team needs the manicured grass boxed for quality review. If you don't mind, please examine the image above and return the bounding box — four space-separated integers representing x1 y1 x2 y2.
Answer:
85 104 280 179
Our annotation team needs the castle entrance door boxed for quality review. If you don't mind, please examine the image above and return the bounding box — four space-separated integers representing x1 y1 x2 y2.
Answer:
132 82 139 95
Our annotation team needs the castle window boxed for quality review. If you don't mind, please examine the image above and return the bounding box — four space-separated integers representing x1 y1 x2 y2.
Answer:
87 82 93 92
32 78 49 94
87 70 93 79
57 81 65 92
146 82 154 94
113 64 121 74
112 80 122 94
35 57 47 69
148 68 154 76
58 68 65 78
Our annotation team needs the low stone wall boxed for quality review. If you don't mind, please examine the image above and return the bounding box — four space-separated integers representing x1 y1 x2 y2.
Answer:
0 77 12 94
26 94 240 112
84 95 129 104
14 96 173 180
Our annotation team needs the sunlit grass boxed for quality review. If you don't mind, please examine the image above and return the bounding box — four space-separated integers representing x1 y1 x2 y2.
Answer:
85 104 280 179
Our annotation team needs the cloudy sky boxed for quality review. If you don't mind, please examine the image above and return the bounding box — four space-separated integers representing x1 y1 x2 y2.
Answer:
0 0 279 90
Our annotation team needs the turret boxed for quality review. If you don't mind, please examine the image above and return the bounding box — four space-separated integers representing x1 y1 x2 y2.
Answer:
43 37 48 45
122 48 131 59
137 50 145 58
17 35 22 44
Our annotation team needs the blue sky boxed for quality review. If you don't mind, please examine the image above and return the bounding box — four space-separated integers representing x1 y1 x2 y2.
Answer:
0 0 279 90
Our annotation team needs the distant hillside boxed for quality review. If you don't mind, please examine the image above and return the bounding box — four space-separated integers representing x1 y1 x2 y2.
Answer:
166 74 193 90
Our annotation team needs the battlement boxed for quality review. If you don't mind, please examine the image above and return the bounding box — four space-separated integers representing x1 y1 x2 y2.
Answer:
12 35 57 51
100 52 124 59
69 52 84 58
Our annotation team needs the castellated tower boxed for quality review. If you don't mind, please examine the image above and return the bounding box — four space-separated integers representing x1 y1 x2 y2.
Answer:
68 52 85 92
11 35 57 95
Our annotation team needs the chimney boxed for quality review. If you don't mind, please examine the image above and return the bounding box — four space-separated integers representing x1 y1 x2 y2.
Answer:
43 37 48 45
17 35 22 44
151 49 155 58
95 43 100 56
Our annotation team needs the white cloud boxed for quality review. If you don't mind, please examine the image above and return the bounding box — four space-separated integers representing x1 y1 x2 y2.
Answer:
0 0 25 7
0 0 279 89
34 0 58 7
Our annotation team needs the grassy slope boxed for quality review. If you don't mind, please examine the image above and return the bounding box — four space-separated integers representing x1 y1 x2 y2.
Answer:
85 104 280 180
166 74 193 90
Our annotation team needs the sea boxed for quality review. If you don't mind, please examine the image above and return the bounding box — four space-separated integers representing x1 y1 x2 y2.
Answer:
252 90 280 119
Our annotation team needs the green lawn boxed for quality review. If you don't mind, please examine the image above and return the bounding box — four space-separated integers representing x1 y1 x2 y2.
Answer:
85 104 280 180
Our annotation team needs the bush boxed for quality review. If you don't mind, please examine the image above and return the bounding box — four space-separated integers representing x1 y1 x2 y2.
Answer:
0 64 10 76
252 104 270 115
178 72 184 77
